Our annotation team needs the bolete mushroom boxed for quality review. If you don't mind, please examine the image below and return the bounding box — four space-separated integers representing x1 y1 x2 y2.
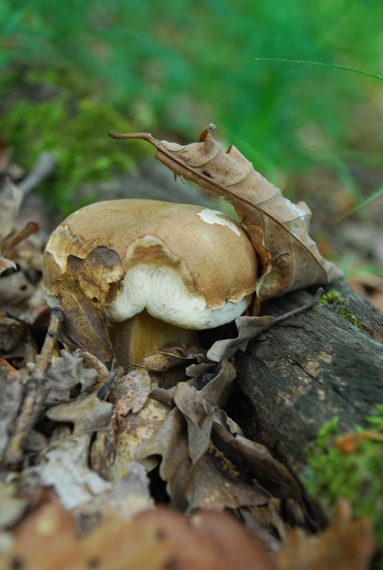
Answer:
43 199 258 369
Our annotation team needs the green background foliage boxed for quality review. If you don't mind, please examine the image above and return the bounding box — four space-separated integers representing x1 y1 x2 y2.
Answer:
302 406 383 564
0 68 148 214
2 0 383 181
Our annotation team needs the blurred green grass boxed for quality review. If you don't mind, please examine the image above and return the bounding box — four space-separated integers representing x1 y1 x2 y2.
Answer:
1 0 383 203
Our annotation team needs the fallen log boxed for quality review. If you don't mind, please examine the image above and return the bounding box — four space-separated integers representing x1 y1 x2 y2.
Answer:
232 281 383 472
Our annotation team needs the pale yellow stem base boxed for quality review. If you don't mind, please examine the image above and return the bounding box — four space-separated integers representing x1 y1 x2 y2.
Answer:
109 310 198 370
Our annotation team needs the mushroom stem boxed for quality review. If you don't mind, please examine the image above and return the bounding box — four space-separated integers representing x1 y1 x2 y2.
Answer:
109 309 199 370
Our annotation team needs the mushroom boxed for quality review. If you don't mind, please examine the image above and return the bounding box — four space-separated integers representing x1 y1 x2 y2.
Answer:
43 199 258 369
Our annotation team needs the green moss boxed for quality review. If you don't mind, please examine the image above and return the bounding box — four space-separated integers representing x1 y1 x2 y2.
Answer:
318 290 362 328
301 406 383 564
1 70 149 216
318 290 343 305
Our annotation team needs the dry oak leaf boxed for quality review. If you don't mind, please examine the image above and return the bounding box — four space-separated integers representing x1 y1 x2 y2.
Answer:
46 385 113 436
0 500 277 570
110 128 343 304
174 360 236 464
44 349 99 405
274 500 376 570
109 369 171 481
135 407 191 510
34 434 112 510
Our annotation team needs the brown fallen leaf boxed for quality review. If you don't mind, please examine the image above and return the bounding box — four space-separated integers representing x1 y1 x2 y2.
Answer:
207 288 322 361
0 358 16 373
335 430 383 454
49 273 115 366
135 407 191 510
110 127 343 305
274 500 376 570
0 499 277 570
46 385 113 436
187 448 269 513
211 415 303 505
113 368 151 416
30 434 112 510
110 369 171 481
44 349 99 405
174 360 236 464
90 421 116 480
142 344 205 372
240 502 288 552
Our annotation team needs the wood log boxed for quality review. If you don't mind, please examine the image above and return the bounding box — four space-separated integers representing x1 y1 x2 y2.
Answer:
231 281 383 473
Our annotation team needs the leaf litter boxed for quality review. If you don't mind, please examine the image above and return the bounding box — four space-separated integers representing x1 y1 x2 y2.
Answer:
0 131 376 569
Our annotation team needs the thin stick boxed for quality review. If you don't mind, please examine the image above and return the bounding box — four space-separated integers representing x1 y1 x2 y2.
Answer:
18 152 58 195
5 309 63 468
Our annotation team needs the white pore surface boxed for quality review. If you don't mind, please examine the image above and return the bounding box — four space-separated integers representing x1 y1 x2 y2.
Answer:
197 208 241 236
104 263 252 329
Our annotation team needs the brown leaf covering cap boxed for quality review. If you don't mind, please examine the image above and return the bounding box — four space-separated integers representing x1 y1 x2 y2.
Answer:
109 128 344 303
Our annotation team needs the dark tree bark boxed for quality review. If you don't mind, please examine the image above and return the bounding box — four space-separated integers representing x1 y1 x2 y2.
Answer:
232 281 383 473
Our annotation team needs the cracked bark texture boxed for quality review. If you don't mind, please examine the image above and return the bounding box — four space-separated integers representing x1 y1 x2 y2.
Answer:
232 281 383 473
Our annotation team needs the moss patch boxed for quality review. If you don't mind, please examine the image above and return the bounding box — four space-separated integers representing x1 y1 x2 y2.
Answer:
1 69 149 216
318 290 362 328
301 406 383 563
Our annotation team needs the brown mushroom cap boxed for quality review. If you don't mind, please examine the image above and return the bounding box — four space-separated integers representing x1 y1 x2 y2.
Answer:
44 199 258 330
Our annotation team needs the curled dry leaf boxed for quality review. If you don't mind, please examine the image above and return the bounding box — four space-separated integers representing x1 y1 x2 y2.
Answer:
44 349 99 405
211 412 303 504
110 128 343 305
142 345 206 373
174 360 236 464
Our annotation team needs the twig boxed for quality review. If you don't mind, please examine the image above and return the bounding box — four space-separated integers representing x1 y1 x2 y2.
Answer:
18 152 57 195
5 308 63 468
